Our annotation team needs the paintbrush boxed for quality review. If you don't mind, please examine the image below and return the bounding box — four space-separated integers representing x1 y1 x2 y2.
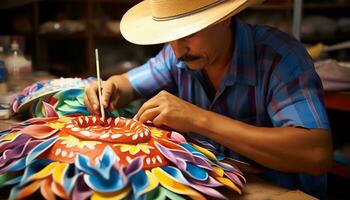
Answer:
95 49 105 121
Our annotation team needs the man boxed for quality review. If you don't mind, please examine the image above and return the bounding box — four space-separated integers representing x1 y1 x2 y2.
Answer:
84 0 332 198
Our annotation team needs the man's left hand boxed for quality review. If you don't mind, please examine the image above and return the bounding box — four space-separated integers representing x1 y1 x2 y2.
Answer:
134 90 205 133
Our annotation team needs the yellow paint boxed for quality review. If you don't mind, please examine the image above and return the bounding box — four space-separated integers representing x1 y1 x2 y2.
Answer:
152 167 205 200
0 132 17 142
190 143 217 160
28 162 58 182
91 187 131 200
140 170 159 195
215 176 241 195
52 162 69 185
211 166 224 177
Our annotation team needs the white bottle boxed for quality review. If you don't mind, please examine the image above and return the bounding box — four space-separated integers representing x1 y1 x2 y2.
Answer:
5 40 32 92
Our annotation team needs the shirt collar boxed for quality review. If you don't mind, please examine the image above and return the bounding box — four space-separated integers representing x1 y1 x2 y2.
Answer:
175 18 257 86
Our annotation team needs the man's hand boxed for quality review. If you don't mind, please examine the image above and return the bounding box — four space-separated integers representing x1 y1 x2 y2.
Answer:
84 80 120 115
134 90 206 133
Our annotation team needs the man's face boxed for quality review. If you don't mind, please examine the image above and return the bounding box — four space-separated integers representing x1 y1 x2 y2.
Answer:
169 19 231 70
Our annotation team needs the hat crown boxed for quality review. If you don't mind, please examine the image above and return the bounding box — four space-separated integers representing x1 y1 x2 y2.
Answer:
150 0 225 20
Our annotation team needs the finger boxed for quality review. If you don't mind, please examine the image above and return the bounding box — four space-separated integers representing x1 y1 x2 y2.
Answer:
84 92 99 115
152 114 166 127
134 91 165 119
138 106 161 124
101 81 117 108
109 94 120 111
84 82 100 114
134 98 161 120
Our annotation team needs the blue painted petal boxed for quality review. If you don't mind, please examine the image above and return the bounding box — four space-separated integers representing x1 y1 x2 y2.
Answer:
25 137 58 165
9 183 22 200
77 148 125 193
62 164 80 195
184 162 208 181
75 154 98 176
160 166 189 185
161 167 225 199
130 170 149 199
83 168 125 193
0 157 26 174
215 153 226 161
0 130 11 136
180 143 205 158
94 146 116 179
20 159 52 186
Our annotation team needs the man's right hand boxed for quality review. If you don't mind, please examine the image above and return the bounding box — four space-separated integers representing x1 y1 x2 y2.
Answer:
84 79 120 115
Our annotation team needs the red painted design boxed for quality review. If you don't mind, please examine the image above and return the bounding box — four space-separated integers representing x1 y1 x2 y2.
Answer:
45 116 170 168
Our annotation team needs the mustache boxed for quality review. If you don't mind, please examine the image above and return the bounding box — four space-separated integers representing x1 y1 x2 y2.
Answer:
178 54 201 62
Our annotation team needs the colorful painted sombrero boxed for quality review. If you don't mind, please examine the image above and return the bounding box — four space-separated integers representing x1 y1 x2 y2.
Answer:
10 78 138 119
11 77 95 115
3 77 253 199
0 115 246 199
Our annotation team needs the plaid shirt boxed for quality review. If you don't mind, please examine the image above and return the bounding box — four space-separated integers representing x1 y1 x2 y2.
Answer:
128 18 330 198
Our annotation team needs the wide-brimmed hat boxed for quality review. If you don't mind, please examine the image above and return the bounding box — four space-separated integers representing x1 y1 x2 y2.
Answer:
120 0 263 45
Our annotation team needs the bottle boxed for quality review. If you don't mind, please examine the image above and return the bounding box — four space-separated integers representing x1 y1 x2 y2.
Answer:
5 40 32 92
0 46 7 93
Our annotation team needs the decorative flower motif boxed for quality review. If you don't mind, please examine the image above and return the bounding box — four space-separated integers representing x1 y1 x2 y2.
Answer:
150 129 164 138
59 135 101 149
115 143 154 155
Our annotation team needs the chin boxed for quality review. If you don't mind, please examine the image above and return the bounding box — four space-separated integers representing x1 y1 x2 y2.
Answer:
186 61 204 70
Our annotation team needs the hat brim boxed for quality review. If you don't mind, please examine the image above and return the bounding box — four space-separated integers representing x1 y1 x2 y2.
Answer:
120 0 257 45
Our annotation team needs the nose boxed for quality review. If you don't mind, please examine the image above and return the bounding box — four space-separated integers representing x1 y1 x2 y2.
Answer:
170 39 188 58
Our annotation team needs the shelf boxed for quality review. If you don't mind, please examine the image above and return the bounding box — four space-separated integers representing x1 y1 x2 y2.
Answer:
250 4 291 10
94 32 122 39
303 3 350 9
302 34 350 43
329 162 350 180
39 33 88 40
324 92 350 112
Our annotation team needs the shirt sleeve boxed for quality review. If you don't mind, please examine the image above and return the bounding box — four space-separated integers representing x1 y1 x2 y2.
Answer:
267 53 330 131
127 45 178 98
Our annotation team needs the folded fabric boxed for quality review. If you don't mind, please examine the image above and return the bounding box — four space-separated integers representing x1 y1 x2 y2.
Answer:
315 59 350 91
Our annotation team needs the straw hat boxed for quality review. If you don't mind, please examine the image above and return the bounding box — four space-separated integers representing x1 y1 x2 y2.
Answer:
120 0 264 45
